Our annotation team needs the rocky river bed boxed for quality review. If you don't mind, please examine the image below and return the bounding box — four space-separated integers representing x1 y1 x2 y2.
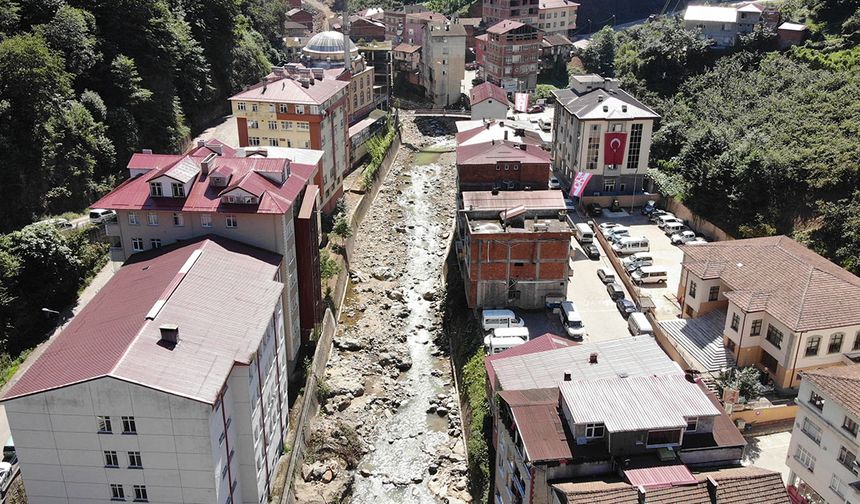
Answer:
293 115 468 503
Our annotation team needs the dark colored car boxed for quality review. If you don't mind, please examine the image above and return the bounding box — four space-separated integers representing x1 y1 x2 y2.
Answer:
587 203 603 217
615 298 637 318
606 282 625 301
641 200 656 215
528 104 545 113
584 244 601 260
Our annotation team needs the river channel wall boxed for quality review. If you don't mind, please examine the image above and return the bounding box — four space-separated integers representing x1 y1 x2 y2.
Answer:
273 129 403 504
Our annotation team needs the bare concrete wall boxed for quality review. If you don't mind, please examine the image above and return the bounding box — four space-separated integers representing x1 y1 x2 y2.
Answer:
664 198 734 242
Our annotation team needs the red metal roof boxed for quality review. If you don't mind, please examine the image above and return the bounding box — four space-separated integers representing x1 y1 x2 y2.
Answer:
230 74 348 105
624 465 697 490
92 152 318 215
498 387 573 462
456 140 551 165
2 237 283 404
470 82 510 106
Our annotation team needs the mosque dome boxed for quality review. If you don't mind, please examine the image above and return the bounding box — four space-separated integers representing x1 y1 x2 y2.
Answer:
302 31 358 62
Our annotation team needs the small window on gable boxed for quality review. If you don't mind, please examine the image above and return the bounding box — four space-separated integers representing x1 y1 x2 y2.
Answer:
149 182 163 197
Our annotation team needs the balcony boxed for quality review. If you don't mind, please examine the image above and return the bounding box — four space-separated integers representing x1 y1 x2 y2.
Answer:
105 222 121 237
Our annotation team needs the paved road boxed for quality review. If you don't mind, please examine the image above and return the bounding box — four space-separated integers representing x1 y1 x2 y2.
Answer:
190 114 238 149
743 431 792 483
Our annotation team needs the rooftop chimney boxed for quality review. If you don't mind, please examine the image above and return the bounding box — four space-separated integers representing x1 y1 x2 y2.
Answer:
706 476 719 503
622 104 628 112
597 95 604 102
142 148 153 154
637 486 646 504
159 324 179 346
589 352 598 364
491 188 499 195
504 131 509 140
603 105 609 112
197 139 205 147
563 372 572 381
201 152 217 176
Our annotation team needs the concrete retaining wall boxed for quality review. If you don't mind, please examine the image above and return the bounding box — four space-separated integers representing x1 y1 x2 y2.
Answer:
664 198 734 242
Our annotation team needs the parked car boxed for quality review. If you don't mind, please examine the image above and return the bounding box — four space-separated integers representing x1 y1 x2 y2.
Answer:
88 208 116 224
649 210 672 223
663 222 688 236
482 309 525 331
622 252 654 272
671 230 698 245
641 200 656 215
465 62 478 70
608 227 631 242
563 197 576 212
587 203 603 217
657 215 684 229
558 301 586 340
686 237 709 245
549 176 561 189
0 461 12 491
597 267 616 284
528 104 545 113
606 282 625 301
598 222 620 235
584 243 601 260
615 298 637 318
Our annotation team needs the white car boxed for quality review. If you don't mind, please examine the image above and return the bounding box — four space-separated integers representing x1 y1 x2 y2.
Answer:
607 226 631 241
686 237 709 245
0 461 11 489
89 208 116 224
563 197 576 212
549 176 561 189
671 230 698 245
598 223 622 236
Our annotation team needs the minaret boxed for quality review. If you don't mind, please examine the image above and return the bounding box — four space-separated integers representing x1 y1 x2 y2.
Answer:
343 1 352 74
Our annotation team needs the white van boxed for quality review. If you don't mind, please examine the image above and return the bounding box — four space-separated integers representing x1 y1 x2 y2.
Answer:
486 337 527 354
558 301 585 340
628 312 654 336
575 223 594 244
611 236 650 255
631 266 669 285
493 327 529 340
482 309 525 331
663 222 686 236
622 252 654 271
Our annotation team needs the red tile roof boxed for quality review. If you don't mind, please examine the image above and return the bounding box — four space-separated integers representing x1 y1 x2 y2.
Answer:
487 19 525 34
680 236 860 331
92 152 319 215
456 140 551 165
2 237 283 404
470 81 510 106
801 364 860 418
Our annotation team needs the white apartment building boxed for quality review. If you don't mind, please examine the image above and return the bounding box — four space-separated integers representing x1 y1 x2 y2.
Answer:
421 21 467 107
550 75 659 196
787 365 860 504
1 237 290 504
677 236 860 391
537 0 578 36
684 5 740 47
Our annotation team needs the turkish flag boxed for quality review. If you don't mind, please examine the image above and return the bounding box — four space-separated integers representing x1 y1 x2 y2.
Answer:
604 132 627 165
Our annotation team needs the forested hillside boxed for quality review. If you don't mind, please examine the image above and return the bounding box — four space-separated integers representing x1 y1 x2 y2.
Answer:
582 0 860 273
0 0 292 232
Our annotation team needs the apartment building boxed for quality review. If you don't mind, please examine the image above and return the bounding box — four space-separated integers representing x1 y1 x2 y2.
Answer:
230 65 349 212
482 0 539 29
92 142 325 370
334 15 386 41
1 237 290 504
677 236 860 391
469 81 510 120
483 20 541 92
539 33 573 74
456 140 550 191
357 39 392 109
405 10 448 45
393 43 421 85
550 75 659 195
485 337 751 504
382 4 428 44
787 365 860 504
456 119 547 149
537 0 578 36
421 21 467 107
456 190 571 309
684 2 779 47
286 7 313 31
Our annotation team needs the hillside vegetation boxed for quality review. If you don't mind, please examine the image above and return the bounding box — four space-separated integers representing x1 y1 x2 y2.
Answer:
0 0 293 232
582 0 860 272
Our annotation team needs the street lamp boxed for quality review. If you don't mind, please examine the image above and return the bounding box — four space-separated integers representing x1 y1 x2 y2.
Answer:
41 308 60 316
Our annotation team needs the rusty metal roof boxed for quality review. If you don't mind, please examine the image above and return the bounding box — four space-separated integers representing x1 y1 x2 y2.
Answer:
624 465 697 489
498 388 573 462
2 237 283 405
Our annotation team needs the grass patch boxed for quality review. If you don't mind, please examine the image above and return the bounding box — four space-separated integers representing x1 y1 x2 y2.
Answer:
0 350 32 389
463 348 490 497
413 151 443 165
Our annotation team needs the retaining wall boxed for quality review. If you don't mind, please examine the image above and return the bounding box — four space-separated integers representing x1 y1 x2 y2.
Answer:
664 198 734 242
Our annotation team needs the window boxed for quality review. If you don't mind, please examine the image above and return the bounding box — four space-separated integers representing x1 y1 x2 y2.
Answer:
128 212 138 225
150 239 161 249
279 104 287 113
760 350 778 373
708 286 720 301
854 331 860 351
201 214 212 228
98 415 113 433
128 451 143 469
149 182 162 197
280 121 291 130
647 429 681 447
689 281 697 299
795 445 816 471
172 212 183 227
843 416 858 437
809 391 825 411
829 333 844 354
104 451 119 467
837 446 856 471
268 138 278 146
237 102 246 111
626 123 643 170
133 485 148 502
131 238 144 252
298 122 309 131
686 417 698 432
750 319 762 336
805 336 821 357
171 182 185 198
295 105 305 114
111 484 125 500
249 137 261 146
585 423 604 438
122 416 137 434
147 213 158 226
268 103 275 112
731 313 740 331
251 103 258 112
586 124 600 170
765 324 783 349
226 215 238 228
802 417 822 444
830 474 846 498
268 121 277 130
248 120 259 129
603 178 616 192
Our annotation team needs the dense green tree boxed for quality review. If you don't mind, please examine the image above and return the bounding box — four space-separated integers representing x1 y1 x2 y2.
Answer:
581 25 616 77
38 5 100 76
0 0 20 36
79 89 107 122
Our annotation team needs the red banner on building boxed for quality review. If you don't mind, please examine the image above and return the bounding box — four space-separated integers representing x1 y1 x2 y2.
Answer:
604 132 628 165
569 172 593 198
514 93 529 113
